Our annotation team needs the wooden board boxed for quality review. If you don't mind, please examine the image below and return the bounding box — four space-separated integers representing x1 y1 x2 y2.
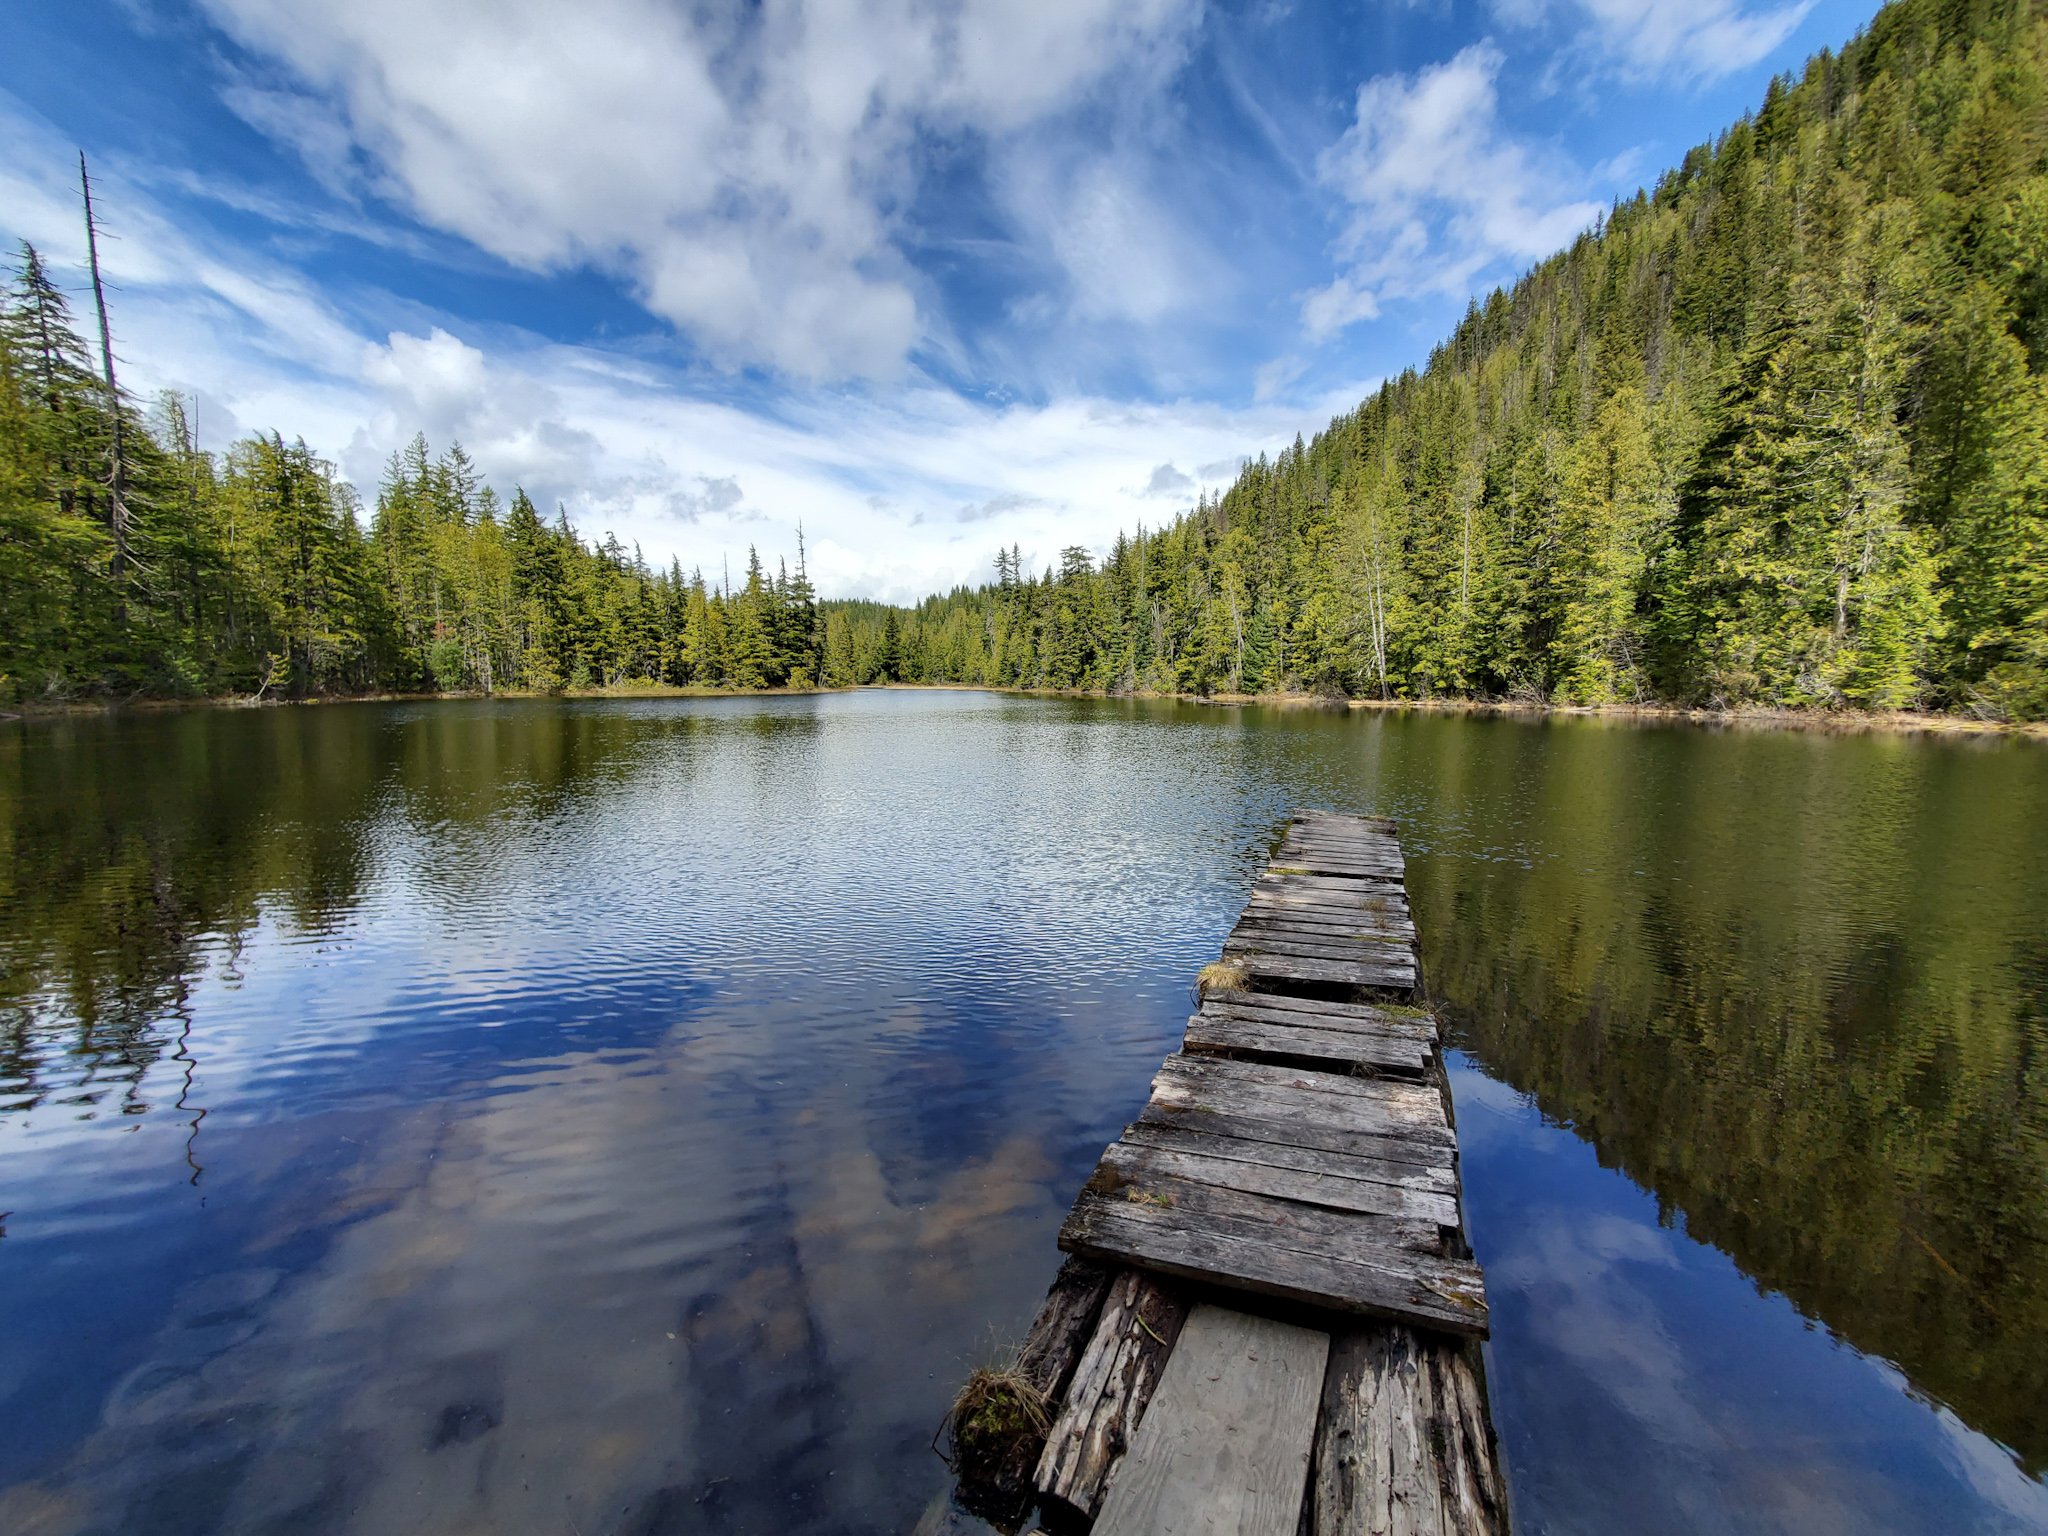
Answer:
1307 1326 1509 1536
1060 1193 1487 1336
1183 1013 1432 1077
1133 1098 1454 1173
1090 1305 1330 1536
1093 1131 1460 1227
1036 1269 1188 1518
1231 950 1419 995
1198 989 1435 1036
1149 1058 1455 1159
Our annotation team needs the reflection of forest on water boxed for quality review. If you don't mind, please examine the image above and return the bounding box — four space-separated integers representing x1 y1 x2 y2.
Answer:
1404 722 2048 1472
0 704 760 1129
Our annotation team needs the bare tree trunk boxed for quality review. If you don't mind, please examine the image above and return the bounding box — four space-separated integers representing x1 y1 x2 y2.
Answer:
81 153 132 618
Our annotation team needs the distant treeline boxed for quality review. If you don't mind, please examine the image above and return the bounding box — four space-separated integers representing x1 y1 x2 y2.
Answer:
0 240 831 698
876 0 2048 718
3 0 2044 715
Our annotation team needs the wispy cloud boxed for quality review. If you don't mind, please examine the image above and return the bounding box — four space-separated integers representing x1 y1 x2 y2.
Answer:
1493 0 1815 84
1302 42 1604 339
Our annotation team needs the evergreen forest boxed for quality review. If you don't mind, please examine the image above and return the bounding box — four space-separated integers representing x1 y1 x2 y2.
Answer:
2 0 2044 716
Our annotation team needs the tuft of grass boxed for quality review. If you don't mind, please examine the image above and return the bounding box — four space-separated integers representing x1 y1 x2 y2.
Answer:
1270 864 1311 875
1196 959 1250 998
1375 1000 1434 1021
1126 1189 1174 1208
949 1366 1051 1490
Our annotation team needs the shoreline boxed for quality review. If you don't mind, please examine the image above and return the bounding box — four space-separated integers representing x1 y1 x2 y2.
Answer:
871 681 2048 739
6 682 2042 740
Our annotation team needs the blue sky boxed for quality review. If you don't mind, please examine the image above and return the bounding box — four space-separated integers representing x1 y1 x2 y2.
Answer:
3 0 1881 599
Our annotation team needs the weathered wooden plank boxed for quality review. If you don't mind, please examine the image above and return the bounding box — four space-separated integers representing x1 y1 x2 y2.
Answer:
1185 1013 1432 1076
1035 1270 1189 1519
1292 810 1396 832
1245 894 1411 922
1228 930 1418 961
1241 904 1412 931
1256 873 1410 898
1275 849 1407 875
1232 908 1416 937
1135 1098 1453 1173
1252 876 1408 899
1091 1305 1330 1536
1192 1015 1431 1055
1087 1149 1454 1247
1149 1066 1455 1156
1014 1256 1115 1402
1200 990 1434 1033
1308 1327 1510 1536
1225 932 1418 966
1156 1053 1448 1118
1220 913 1417 937
1273 857 1406 879
1244 898 1414 927
1118 1122 1457 1202
1282 824 1402 845
1060 1201 1488 1335
1094 1134 1460 1227
1281 836 1401 856
1233 951 1419 993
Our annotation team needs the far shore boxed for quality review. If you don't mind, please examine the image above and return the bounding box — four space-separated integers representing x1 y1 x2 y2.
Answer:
6 680 2043 740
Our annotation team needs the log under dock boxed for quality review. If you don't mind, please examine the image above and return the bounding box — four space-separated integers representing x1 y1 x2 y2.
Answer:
931 810 1509 1536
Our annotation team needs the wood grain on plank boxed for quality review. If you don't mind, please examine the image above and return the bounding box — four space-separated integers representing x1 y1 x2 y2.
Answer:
1091 1305 1330 1536
1035 1270 1189 1518
1184 1014 1432 1076
1084 1150 1454 1251
1060 1202 1488 1335
1094 1134 1460 1226
1196 1003 1435 1052
1308 1327 1510 1536
1134 1098 1455 1172
1199 990 1435 1034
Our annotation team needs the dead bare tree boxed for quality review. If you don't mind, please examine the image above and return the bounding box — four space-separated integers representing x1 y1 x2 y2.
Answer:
80 151 137 616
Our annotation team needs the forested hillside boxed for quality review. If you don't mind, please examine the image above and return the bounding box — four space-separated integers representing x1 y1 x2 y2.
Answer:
3 0 2043 715
882 0 2048 717
0 241 825 698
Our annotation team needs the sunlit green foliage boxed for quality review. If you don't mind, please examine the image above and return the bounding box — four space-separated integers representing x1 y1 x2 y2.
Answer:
0 262 823 700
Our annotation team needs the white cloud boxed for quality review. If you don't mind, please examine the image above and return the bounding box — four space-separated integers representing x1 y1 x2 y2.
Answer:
1253 354 1308 403
1302 42 1604 339
198 0 1203 380
1495 0 1813 82
1005 150 1205 327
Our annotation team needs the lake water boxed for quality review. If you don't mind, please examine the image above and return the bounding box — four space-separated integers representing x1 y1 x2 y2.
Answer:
1 690 2044 1535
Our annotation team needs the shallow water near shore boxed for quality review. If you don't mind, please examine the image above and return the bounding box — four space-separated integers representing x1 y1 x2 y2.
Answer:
2 689 2044 1535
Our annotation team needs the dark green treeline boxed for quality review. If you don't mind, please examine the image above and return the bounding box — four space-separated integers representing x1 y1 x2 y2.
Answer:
0 250 825 700
884 0 2048 719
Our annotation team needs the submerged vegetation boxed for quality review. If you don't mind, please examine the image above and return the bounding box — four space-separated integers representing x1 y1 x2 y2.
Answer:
2 0 2044 717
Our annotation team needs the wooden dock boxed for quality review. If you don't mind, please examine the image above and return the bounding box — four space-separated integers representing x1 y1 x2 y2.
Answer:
932 811 1508 1536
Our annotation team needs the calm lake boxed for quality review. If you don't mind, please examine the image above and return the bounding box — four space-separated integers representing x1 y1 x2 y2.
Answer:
2 690 2044 1535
